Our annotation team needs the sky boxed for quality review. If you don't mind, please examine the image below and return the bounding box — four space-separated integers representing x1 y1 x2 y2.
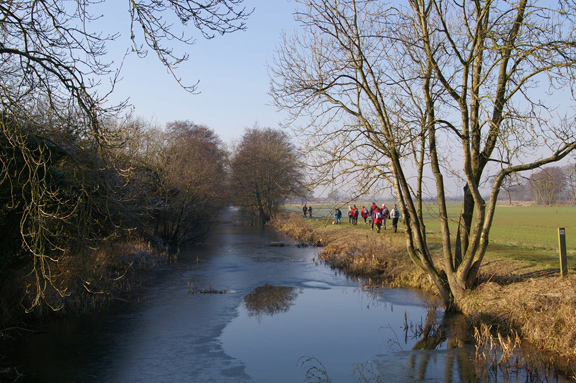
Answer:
98 0 300 145
89 0 575 199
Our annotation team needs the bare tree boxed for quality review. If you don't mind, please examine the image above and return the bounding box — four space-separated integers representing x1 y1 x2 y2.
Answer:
491 173 528 205
494 174 514 205
0 0 249 310
230 127 305 225
529 166 567 205
565 163 576 205
127 121 227 247
1 1 250 120
0 111 132 311
270 0 576 309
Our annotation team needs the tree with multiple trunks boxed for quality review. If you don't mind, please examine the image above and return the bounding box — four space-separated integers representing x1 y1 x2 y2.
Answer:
270 0 576 310
230 127 305 225
529 166 567 206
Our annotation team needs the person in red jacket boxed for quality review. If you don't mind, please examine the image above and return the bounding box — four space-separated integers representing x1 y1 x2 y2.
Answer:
352 204 359 225
369 202 377 230
374 207 383 233
361 206 369 224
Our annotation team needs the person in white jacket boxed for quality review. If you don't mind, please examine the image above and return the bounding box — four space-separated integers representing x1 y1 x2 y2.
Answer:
390 204 401 233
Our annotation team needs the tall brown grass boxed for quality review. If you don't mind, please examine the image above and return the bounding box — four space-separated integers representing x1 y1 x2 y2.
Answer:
272 214 323 245
463 272 576 377
271 213 436 293
0 238 174 329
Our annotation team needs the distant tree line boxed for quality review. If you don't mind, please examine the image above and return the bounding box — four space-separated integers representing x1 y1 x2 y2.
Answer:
496 165 576 205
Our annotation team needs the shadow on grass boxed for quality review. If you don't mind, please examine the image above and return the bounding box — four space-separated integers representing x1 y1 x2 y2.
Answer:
474 240 574 286
479 266 559 285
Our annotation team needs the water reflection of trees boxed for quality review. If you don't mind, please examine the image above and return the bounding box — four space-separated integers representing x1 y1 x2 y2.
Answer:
406 310 478 382
302 307 559 382
243 284 301 317
361 309 527 383
342 309 481 382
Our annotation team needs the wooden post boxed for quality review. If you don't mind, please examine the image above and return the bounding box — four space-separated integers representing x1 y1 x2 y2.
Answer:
558 228 567 277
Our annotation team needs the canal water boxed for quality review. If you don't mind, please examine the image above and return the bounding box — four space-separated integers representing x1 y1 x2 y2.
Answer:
1 208 541 382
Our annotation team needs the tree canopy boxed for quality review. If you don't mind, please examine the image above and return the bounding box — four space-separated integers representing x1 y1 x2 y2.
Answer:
148 121 227 246
230 127 305 225
1 0 250 122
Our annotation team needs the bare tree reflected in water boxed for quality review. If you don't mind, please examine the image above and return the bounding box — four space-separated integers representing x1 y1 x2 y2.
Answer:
356 309 555 383
243 284 301 317
406 311 479 382
295 305 565 382
298 307 513 382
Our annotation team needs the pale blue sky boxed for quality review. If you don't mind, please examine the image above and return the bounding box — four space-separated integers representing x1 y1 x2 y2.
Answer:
98 0 300 144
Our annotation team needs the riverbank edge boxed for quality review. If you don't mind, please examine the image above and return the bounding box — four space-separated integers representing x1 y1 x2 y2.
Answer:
0 238 175 331
0 237 176 380
271 212 576 378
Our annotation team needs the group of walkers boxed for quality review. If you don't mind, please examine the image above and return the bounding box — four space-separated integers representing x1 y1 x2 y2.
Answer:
334 202 401 233
302 204 313 218
302 201 402 233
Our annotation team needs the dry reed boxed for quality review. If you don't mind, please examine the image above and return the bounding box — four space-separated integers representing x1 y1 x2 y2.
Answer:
272 213 436 293
462 271 576 376
0 237 175 324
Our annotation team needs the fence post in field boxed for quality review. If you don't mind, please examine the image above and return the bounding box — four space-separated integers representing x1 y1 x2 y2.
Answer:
558 228 567 277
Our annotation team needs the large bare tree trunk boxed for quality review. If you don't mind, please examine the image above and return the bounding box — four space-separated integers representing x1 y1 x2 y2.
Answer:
271 0 576 309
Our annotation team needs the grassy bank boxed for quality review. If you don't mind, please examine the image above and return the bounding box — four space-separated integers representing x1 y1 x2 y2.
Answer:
272 210 437 293
272 205 576 377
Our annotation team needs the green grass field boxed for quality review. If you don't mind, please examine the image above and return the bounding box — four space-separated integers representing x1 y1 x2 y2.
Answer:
287 202 576 268
421 203 576 249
